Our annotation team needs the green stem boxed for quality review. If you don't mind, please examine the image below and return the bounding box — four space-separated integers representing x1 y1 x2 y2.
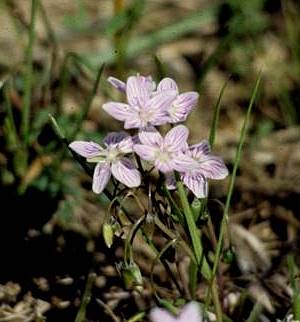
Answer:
175 175 223 321
75 272 96 322
175 174 211 280
21 0 38 146
124 215 146 265
162 183 184 224
4 81 19 148
211 278 223 322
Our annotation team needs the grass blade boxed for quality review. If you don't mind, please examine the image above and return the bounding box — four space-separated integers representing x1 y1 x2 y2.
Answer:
209 79 229 148
21 0 38 146
212 73 262 277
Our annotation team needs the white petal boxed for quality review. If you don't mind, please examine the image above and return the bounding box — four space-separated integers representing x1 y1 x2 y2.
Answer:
150 308 177 322
134 144 157 161
117 136 134 154
195 155 228 179
126 75 153 107
138 126 163 146
111 158 141 187
182 173 208 199
102 102 131 121
146 90 177 112
157 77 179 93
178 302 203 322
167 92 199 123
172 153 198 172
92 162 111 194
155 159 174 173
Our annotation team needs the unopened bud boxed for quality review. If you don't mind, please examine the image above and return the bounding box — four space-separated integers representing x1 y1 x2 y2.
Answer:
143 213 155 238
102 223 114 248
120 262 143 293
223 248 235 264
191 198 202 221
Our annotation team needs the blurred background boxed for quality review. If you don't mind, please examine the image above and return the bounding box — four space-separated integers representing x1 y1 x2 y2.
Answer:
0 0 299 321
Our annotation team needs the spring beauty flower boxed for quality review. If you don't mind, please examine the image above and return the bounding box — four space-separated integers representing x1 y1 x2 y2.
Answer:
150 302 203 322
182 140 228 198
156 77 199 123
166 140 228 198
69 132 141 194
103 75 177 129
133 125 196 173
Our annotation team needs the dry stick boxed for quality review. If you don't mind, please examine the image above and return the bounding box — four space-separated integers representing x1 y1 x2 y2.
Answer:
96 299 121 322
75 273 96 322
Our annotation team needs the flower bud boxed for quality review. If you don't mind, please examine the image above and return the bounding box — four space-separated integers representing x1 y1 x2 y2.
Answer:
143 213 155 238
120 262 143 293
102 222 114 248
223 248 235 264
191 198 202 221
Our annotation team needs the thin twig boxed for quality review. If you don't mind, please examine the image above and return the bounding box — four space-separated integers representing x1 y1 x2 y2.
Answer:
96 298 120 322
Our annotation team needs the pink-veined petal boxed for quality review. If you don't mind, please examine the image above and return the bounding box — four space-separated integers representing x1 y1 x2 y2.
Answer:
124 112 145 129
167 92 199 123
164 125 189 152
134 144 157 161
146 90 177 112
102 102 131 121
157 77 179 93
69 141 101 158
104 132 128 146
175 92 199 112
178 302 203 322
172 153 198 172
194 155 229 180
117 136 134 154
138 126 163 146
150 307 177 322
92 162 111 194
126 75 153 107
190 140 210 158
155 159 174 173
182 173 208 199
107 76 126 92
111 158 141 188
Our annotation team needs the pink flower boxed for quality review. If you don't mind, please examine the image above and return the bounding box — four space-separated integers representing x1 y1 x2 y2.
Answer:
150 302 203 322
167 140 228 198
103 75 176 129
133 125 196 173
69 132 141 194
157 78 199 123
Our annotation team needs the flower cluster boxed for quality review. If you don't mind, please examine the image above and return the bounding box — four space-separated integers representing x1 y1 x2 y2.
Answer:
69 74 228 196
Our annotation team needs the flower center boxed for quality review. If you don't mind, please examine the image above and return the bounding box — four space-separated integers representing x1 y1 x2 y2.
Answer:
156 148 171 163
168 102 178 117
106 147 120 162
139 108 152 123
